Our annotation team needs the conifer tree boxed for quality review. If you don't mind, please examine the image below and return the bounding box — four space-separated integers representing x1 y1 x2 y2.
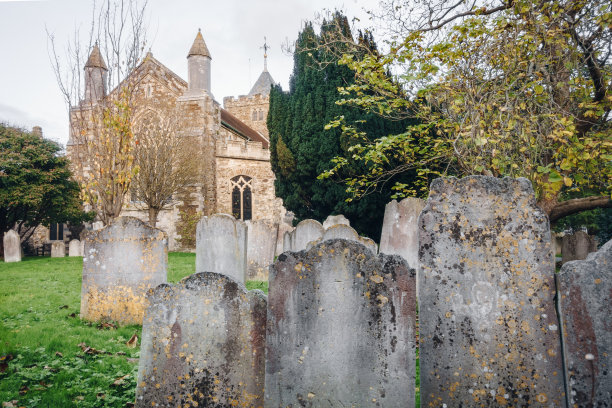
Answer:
268 13 417 240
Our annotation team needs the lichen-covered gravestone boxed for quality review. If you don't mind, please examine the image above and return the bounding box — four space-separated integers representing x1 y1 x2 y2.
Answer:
379 197 425 269
562 231 598 264
3 230 21 262
266 239 416 407
419 177 565 407
246 219 277 281
80 217 167 324
557 239 611 407
51 241 65 257
289 219 324 252
196 214 246 283
322 214 351 230
68 239 82 257
136 272 266 408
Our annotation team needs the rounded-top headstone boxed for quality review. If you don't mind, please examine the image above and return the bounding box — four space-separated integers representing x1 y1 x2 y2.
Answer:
3 230 21 263
68 239 82 257
246 219 277 281
419 176 565 407
51 241 65 258
195 213 247 283
80 216 168 324
291 219 324 252
379 197 425 269
322 214 351 230
322 224 359 242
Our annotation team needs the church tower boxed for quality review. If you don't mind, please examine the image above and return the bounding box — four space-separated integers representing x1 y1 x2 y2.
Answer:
84 43 108 103
187 29 212 96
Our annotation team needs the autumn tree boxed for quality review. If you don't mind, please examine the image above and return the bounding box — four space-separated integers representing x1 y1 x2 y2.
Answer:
130 105 199 227
48 0 149 225
321 0 611 223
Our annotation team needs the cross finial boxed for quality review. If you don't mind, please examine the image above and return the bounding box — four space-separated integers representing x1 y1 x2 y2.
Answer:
260 36 269 71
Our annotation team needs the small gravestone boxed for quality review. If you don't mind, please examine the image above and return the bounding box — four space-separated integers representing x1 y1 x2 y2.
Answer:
323 224 359 242
275 222 294 256
557 239 611 407
195 214 246 284
290 219 324 252
282 230 292 253
68 239 82 257
136 272 266 407
562 231 597 264
266 239 416 407
322 214 351 230
379 197 425 270
419 177 565 407
80 217 167 324
246 220 277 280
3 230 21 263
51 241 65 258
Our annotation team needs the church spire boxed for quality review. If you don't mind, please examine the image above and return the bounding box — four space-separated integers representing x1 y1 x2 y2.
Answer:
85 42 108 70
187 28 211 59
260 37 269 72
84 42 108 103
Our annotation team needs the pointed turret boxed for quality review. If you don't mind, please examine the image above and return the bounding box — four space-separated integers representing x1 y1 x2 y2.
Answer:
187 29 212 95
84 43 108 103
249 38 275 96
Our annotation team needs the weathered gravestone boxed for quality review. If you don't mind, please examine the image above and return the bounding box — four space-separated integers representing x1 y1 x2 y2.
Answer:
288 219 324 252
136 272 266 408
195 214 246 284
562 231 598 264
51 241 65 258
419 176 565 407
379 197 425 269
315 224 378 254
80 217 167 324
68 239 82 257
557 239 611 407
276 222 294 257
322 214 351 230
3 230 21 262
246 219 277 281
266 239 416 407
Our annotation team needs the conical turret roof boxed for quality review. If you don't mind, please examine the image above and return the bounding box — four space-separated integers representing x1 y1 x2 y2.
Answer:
249 70 275 96
85 43 108 70
187 29 211 59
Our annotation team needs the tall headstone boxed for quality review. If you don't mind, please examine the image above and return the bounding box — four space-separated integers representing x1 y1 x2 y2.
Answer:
266 239 416 407
80 217 167 324
246 219 277 281
322 214 351 230
136 273 266 407
562 231 598 264
68 239 82 257
275 222 294 256
282 230 292 253
557 239 611 407
3 230 21 263
290 219 324 252
419 177 565 407
195 214 246 283
50 241 65 258
379 197 425 269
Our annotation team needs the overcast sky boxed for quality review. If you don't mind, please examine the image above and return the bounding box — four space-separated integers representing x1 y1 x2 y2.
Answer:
0 0 379 146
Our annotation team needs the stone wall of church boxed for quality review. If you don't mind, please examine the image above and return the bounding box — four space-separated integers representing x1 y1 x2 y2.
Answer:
215 140 281 224
223 94 270 137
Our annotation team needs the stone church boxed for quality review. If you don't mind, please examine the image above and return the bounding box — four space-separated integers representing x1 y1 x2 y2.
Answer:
67 30 284 250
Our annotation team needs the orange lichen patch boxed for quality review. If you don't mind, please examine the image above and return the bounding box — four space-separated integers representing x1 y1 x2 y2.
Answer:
536 393 548 403
81 284 150 325
369 274 384 284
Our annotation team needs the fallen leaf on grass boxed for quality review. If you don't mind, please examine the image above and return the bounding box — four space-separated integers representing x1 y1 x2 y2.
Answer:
116 351 126 356
59 305 68 309
77 342 104 355
2 401 19 408
55 351 63 358
0 354 13 373
97 322 117 330
111 374 131 387
43 365 58 373
67 313 76 318
18 385 28 395
126 334 138 348
96 393 105 399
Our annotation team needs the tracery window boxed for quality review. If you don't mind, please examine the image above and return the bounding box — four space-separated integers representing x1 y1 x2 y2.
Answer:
231 175 252 220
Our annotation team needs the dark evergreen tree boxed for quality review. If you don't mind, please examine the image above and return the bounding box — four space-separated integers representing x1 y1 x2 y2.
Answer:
268 14 418 240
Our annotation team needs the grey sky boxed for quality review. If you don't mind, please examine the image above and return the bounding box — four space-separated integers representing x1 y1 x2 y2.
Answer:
0 0 377 146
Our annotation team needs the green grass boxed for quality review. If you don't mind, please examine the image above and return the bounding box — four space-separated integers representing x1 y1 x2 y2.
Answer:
0 253 268 407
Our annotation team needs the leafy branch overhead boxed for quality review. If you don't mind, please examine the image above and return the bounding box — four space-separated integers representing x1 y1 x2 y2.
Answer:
320 0 611 222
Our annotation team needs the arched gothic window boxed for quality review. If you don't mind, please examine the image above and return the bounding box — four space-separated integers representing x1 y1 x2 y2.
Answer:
252 110 258 121
258 110 264 121
231 175 252 220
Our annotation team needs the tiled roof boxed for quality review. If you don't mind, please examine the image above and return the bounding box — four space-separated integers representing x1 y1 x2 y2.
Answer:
187 29 211 59
85 44 108 70
220 108 269 149
248 70 275 96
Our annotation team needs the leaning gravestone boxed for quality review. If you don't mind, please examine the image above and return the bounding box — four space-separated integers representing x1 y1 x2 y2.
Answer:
266 239 416 407
419 176 566 407
246 219 277 280
68 239 82 257
50 241 65 258
379 197 425 270
322 214 351 230
557 239 611 407
3 230 21 262
290 219 324 252
562 231 598 264
136 272 266 408
195 214 246 284
80 217 167 324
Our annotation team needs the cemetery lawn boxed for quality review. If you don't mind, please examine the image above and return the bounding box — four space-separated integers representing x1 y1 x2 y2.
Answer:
0 253 268 407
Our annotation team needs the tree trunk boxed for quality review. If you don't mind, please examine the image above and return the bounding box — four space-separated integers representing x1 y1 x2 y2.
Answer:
148 207 159 227
548 196 612 223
